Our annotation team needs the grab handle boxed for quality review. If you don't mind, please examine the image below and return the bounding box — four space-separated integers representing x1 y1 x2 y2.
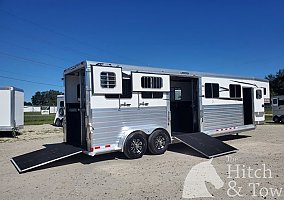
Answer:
139 102 149 106
120 102 131 107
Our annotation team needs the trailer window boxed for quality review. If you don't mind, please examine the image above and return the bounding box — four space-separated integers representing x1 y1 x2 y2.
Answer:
142 92 163 99
100 72 116 88
205 83 219 98
59 101 64 107
77 84 80 99
229 84 241 98
141 76 163 89
263 88 267 95
105 79 132 99
279 100 284 106
256 89 262 99
272 98 278 106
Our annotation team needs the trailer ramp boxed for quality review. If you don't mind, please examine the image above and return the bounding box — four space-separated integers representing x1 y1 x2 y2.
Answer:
11 143 82 173
173 132 238 158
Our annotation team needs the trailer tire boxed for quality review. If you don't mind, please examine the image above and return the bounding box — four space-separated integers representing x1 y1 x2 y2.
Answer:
280 116 284 123
148 129 170 155
273 116 280 123
55 118 62 127
123 131 147 159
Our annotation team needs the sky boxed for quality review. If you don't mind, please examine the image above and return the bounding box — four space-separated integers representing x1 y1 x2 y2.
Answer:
0 0 283 101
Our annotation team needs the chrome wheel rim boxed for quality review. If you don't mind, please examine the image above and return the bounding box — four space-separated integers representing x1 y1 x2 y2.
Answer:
130 138 143 154
154 135 166 150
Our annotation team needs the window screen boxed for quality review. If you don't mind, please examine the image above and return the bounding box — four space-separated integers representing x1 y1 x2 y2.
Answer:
141 92 163 99
101 72 116 88
205 83 219 98
141 76 163 89
105 79 132 99
229 84 241 98
256 89 262 99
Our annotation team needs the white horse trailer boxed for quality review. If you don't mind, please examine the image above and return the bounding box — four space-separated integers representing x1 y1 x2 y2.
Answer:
0 87 24 135
272 95 284 123
253 80 270 124
11 61 268 173
53 95 65 127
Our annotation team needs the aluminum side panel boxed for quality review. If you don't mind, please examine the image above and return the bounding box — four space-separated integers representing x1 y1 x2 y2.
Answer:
91 106 168 147
203 104 244 132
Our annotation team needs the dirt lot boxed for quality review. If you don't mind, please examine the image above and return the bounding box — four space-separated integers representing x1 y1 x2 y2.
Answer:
0 124 283 200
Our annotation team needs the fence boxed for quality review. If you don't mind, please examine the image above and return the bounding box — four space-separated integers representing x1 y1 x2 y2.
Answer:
24 106 57 114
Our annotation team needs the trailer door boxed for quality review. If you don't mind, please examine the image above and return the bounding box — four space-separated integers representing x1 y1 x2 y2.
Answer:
132 72 171 132
254 88 265 124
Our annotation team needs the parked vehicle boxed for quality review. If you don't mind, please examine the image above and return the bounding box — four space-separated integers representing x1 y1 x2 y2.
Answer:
0 87 24 137
11 61 269 173
253 80 270 124
53 95 64 127
272 95 284 123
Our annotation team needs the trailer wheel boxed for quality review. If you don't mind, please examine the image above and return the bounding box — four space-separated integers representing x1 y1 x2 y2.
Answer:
148 129 170 155
273 116 280 123
123 131 147 159
55 118 62 127
280 116 284 123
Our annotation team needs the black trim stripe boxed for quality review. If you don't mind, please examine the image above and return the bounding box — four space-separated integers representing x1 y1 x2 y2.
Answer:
231 80 257 87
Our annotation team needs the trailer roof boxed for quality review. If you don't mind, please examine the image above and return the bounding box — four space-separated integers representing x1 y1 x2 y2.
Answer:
64 60 268 82
0 86 24 92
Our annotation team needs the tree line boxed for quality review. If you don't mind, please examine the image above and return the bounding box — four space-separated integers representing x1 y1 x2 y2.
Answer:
265 69 284 96
25 90 63 106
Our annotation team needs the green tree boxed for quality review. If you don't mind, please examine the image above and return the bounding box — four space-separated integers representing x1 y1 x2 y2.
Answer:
24 101 32 106
265 69 284 96
31 90 63 106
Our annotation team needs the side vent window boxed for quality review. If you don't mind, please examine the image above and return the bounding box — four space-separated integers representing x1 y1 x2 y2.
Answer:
101 72 116 88
141 76 163 89
205 83 219 98
229 84 241 98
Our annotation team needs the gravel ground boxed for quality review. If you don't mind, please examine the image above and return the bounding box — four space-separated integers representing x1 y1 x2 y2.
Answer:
0 124 63 143
0 124 283 200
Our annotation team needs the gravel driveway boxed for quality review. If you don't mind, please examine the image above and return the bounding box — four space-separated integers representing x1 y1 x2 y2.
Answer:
0 124 283 199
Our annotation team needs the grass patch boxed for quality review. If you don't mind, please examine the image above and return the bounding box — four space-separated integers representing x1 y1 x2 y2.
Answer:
24 112 42 116
265 107 272 115
265 114 272 122
24 113 55 125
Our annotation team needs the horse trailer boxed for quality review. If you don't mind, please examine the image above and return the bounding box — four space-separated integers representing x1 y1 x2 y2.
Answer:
0 87 24 135
53 95 65 127
272 95 284 123
253 80 270 124
11 61 269 173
